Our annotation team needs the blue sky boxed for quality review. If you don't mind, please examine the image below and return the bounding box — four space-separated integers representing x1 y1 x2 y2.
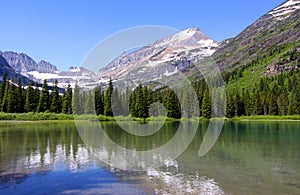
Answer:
0 0 284 70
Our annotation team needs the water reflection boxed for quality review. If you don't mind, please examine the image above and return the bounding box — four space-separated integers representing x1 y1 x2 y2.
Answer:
76 121 198 170
0 121 299 194
0 122 90 189
178 121 300 194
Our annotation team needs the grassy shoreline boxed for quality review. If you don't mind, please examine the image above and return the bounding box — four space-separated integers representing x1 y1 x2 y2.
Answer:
0 112 299 121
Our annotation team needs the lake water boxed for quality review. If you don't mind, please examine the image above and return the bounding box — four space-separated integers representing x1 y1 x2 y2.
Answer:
0 121 299 194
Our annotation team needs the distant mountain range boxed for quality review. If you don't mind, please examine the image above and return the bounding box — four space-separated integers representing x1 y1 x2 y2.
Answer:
0 51 95 88
0 0 299 89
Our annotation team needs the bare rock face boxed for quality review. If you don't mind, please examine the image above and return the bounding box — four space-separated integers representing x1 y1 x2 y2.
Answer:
1 51 58 74
213 0 300 74
37 60 58 73
0 54 32 85
96 28 219 88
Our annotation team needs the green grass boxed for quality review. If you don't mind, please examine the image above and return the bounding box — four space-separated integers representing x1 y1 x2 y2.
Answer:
226 40 300 92
0 112 299 122
0 112 74 121
231 115 300 121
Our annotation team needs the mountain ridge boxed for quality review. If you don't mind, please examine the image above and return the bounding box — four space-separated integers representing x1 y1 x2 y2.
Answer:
213 0 300 75
1 0 300 89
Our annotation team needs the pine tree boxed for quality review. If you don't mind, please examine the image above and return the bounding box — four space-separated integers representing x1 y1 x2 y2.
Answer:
112 88 122 116
243 89 251 116
84 90 95 114
37 79 50 112
201 89 211 119
142 86 151 118
226 93 235 118
24 81 36 112
0 73 7 107
269 94 278 115
1 80 10 112
134 84 144 118
269 85 278 116
94 85 104 115
16 77 25 113
72 81 82 115
34 82 40 112
165 89 181 119
62 84 72 114
129 89 136 117
104 79 113 116
288 85 300 115
7 78 17 113
252 91 263 115
277 89 288 116
123 86 131 116
50 80 61 113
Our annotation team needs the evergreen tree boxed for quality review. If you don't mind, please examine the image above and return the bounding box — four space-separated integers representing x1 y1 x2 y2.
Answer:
134 84 144 118
242 89 251 116
142 86 152 118
50 80 61 113
1 81 9 112
37 79 50 112
16 77 25 113
7 79 17 113
72 81 82 115
62 84 72 114
104 79 113 116
84 90 95 114
201 89 211 119
277 89 288 116
269 94 278 115
269 85 278 116
123 86 131 116
24 81 36 112
0 73 7 106
94 86 104 115
129 89 136 116
165 89 181 119
34 82 40 112
112 88 122 116
288 87 300 115
252 91 263 115
226 93 235 118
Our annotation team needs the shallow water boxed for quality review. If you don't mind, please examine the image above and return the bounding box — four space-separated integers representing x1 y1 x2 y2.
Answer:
0 121 299 194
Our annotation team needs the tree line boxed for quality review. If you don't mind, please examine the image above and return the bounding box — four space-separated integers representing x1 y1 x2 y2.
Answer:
0 67 299 119
0 74 72 114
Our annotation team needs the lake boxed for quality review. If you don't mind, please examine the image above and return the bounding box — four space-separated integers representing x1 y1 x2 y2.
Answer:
0 121 299 194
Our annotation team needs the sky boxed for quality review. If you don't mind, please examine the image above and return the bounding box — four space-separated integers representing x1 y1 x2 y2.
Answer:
0 0 285 70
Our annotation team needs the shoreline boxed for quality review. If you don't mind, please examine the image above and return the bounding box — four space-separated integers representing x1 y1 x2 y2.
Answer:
0 112 299 122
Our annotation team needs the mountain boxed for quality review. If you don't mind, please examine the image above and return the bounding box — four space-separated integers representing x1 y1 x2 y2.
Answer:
95 1 300 89
213 0 300 76
1 0 300 90
1 51 58 76
0 51 95 88
0 55 32 84
95 0 300 89
96 28 218 88
24 65 96 88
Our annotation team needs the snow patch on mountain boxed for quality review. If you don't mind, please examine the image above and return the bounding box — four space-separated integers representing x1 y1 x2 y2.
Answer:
269 0 300 20
27 71 66 80
96 28 219 88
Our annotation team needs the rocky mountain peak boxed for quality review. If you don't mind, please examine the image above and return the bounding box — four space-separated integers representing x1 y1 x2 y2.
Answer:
1 51 38 73
95 28 219 88
38 60 58 73
154 27 213 48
